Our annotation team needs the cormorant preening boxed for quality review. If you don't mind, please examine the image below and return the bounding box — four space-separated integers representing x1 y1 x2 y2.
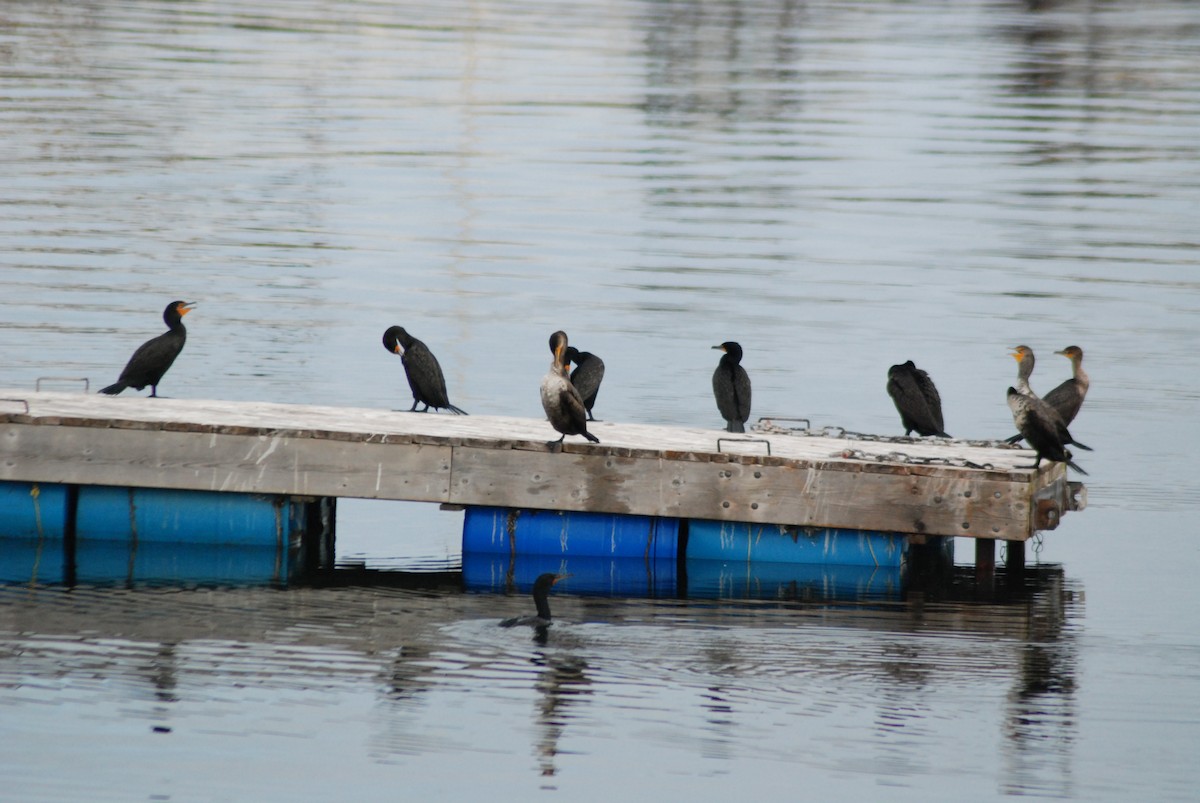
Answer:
99 300 195 397
1006 345 1091 451
886 360 950 437
382 326 467 415
712 341 751 433
541 331 599 448
564 345 605 421
499 572 570 628
1042 346 1089 426
1006 387 1087 475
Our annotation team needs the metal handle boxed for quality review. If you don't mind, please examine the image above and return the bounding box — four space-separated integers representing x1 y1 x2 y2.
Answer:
0 398 31 414
35 376 90 392
717 437 771 456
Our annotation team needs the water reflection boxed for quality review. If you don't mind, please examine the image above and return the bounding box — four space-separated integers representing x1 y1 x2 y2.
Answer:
531 651 593 780
1001 570 1079 797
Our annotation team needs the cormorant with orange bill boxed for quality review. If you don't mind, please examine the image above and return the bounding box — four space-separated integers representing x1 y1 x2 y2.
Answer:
99 300 195 397
542 331 599 448
1043 345 1089 426
1006 345 1090 450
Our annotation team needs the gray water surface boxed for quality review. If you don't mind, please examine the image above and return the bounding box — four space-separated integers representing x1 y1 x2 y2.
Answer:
2 0 1199 799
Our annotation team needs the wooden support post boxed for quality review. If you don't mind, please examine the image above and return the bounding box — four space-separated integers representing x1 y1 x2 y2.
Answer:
1006 539 1026 577
974 537 995 586
63 484 78 587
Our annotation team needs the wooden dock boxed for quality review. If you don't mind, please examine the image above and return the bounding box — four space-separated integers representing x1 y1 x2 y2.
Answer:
0 391 1083 544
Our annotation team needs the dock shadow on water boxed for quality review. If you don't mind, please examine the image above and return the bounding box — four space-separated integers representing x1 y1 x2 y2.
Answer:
0 557 1081 797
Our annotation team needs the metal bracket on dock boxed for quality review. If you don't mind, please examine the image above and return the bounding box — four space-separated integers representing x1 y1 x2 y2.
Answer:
0 398 30 414
717 438 771 456
1034 478 1087 531
35 376 90 392
1068 481 1087 512
756 416 811 433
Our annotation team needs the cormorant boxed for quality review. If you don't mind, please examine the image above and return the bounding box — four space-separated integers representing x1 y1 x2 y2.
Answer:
541 331 599 448
1006 387 1087 475
1006 346 1091 451
1042 346 1088 426
1011 344 1036 396
564 345 605 421
499 572 570 628
382 326 467 415
712 341 751 433
99 300 195 397
886 360 950 437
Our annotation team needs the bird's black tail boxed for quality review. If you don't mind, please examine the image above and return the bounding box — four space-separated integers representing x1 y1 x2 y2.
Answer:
936 431 952 438
1067 458 1089 476
99 383 126 395
1004 433 1025 445
448 404 469 415
1070 439 1093 451
583 431 600 444
727 420 745 433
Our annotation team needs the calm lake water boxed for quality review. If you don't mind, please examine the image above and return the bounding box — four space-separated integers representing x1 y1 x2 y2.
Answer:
2 0 1200 799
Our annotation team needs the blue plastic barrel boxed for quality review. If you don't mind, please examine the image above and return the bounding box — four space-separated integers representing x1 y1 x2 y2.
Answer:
76 486 297 546
462 506 680 560
685 519 907 567
0 481 68 538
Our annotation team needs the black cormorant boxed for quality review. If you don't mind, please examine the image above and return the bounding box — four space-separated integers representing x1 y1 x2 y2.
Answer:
1042 346 1089 426
564 345 605 421
886 360 950 437
499 572 570 628
542 331 599 448
712 341 751 433
1006 387 1087 475
99 300 195 397
382 326 467 415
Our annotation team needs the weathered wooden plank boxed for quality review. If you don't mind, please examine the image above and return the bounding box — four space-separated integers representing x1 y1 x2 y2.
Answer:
0 424 452 502
446 445 1038 539
0 390 1079 540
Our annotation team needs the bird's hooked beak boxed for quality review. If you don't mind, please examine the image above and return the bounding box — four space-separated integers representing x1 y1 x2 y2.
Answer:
179 302 196 317
552 573 572 585
1009 350 1023 362
712 344 725 352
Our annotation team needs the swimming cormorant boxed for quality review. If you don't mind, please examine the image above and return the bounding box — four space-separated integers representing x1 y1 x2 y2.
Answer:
541 331 599 448
712 341 751 433
499 572 570 628
99 300 195 397
1006 387 1088 475
1042 346 1089 426
886 360 950 437
382 326 467 415
564 345 605 421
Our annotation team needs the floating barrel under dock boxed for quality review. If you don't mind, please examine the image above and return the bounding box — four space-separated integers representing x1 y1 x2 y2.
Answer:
0 391 1084 584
